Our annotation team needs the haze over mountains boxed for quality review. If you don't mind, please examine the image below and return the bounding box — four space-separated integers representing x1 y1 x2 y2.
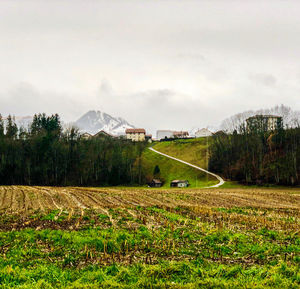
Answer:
73 110 135 135
3 116 33 130
3 111 135 135
5 105 299 136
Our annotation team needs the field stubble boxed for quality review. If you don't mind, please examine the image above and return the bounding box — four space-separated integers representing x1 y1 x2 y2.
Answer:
0 186 299 288
1 186 299 211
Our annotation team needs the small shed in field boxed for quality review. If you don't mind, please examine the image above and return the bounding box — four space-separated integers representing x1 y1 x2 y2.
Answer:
149 179 163 187
170 180 189 188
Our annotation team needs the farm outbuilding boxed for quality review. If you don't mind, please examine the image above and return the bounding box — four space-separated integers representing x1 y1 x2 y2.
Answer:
170 180 189 188
149 179 163 187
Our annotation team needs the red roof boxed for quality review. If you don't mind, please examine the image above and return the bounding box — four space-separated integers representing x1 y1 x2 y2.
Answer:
126 128 146 134
173 131 189 136
94 130 116 138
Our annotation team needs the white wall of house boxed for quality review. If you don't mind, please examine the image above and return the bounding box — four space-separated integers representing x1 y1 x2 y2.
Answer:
157 130 174 140
126 132 145 141
178 182 187 188
195 128 212 138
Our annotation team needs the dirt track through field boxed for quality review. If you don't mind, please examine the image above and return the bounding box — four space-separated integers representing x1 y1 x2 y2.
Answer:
0 186 299 214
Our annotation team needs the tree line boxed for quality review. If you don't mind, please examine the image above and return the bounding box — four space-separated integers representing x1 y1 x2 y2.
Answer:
0 113 147 186
209 120 300 185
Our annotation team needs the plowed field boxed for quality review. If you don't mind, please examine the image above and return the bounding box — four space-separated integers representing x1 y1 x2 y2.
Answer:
0 186 299 213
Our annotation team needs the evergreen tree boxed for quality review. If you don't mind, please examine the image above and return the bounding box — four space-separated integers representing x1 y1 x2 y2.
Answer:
5 115 18 139
153 165 160 177
0 114 4 138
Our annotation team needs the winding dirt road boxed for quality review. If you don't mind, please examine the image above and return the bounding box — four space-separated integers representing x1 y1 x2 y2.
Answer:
149 147 225 188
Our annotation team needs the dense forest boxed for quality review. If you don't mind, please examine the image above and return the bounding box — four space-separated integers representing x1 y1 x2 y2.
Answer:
0 113 147 186
209 120 300 185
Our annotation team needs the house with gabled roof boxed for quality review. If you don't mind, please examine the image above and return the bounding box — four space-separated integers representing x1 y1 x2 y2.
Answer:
125 128 146 142
94 130 116 138
170 180 189 188
195 128 213 138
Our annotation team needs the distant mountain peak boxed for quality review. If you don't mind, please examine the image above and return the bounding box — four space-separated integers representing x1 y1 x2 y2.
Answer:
74 110 135 135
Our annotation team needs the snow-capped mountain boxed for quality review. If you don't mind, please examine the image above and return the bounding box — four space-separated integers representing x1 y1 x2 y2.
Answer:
74 110 135 135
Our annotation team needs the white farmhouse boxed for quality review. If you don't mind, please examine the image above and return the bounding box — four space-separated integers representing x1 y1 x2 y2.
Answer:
195 128 213 138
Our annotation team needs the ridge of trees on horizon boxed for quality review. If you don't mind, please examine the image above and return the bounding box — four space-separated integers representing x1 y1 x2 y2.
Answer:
0 113 147 186
210 118 300 186
221 105 300 133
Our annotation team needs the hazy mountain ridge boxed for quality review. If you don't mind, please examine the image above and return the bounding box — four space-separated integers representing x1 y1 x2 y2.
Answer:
2 116 33 129
2 111 135 136
74 110 135 135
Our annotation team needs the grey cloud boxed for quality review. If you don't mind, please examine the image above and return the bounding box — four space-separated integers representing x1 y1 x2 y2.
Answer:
176 53 205 61
249 73 277 87
1 0 300 132
0 83 85 122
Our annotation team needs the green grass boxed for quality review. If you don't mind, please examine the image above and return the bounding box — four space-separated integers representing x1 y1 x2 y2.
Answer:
141 138 219 188
153 138 211 169
0 207 299 288
141 145 218 188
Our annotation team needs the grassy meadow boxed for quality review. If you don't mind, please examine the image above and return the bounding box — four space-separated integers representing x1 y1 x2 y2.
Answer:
153 138 211 169
141 138 218 188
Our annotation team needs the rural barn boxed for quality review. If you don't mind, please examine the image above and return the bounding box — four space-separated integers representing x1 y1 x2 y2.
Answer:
170 180 189 188
149 179 163 187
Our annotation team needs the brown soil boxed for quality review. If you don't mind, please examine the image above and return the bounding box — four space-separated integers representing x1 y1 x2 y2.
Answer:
0 186 299 213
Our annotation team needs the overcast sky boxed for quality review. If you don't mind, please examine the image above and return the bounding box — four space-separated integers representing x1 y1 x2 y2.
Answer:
1 0 300 133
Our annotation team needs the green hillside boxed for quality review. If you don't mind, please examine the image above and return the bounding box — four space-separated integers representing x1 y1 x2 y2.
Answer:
153 138 211 169
141 138 219 188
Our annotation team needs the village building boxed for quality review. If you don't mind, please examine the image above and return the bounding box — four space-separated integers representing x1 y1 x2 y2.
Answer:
170 180 189 188
173 131 189 138
195 128 213 138
246 115 282 133
94 130 116 138
82 130 117 140
149 179 163 187
157 130 189 140
145 134 153 143
81 132 93 139
125 128 146 142
156 130 174 140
